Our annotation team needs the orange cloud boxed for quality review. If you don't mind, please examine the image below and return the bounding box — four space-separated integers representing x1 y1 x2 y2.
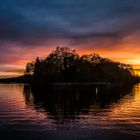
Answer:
1 33 140 76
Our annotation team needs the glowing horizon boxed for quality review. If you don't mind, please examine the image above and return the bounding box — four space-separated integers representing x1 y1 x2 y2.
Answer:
1 45 140 77
0 0 140 76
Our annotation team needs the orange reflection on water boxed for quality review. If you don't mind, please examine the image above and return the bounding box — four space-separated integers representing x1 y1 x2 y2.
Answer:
0 84 48 126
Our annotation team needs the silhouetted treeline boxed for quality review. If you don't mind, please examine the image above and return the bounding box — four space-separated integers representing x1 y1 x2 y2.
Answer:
24 47 137 85
0 75 31 83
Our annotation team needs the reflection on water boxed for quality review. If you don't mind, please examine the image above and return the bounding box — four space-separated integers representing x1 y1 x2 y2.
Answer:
0 84 140 139
23 86 134 123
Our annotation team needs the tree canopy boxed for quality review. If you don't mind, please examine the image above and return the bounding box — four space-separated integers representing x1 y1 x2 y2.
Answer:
25 47 135 84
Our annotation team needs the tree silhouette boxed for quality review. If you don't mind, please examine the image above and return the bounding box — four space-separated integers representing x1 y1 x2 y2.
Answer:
25 47 136 85
25 62 34 75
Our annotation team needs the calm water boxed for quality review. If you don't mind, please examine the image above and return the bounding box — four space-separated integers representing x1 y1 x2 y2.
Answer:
0 84 140 140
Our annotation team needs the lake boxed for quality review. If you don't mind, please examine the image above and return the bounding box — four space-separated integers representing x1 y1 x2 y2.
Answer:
0 84 140 140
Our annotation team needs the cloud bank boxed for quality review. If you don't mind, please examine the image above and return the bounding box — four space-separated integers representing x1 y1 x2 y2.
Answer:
0 0 140 75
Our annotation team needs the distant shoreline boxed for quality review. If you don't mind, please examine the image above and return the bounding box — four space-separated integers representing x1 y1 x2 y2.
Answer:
0 77 111 86
32 82 112 87
0 75 139 87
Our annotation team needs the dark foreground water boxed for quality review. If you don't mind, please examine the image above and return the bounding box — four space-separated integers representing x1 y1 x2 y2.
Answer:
0 84 140 140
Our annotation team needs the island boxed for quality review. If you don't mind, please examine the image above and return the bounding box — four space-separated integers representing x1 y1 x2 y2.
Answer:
0 47 139 86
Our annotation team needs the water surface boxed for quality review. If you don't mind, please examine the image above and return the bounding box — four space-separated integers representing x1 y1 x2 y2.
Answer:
0 84 140 140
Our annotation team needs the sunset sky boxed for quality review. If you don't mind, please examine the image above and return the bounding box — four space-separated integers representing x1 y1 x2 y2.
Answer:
0 0 140 77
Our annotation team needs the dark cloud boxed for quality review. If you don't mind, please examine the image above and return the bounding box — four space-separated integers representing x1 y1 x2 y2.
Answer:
0 0 140 46
0 0 140 74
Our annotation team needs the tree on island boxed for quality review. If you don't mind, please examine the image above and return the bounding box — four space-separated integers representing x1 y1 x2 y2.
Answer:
25 47 135 85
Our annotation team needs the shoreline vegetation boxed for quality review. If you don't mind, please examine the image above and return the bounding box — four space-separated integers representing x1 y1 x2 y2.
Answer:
0 47 140 86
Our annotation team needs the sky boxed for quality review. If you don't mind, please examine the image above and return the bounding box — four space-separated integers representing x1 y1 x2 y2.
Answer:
0 0 140 76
